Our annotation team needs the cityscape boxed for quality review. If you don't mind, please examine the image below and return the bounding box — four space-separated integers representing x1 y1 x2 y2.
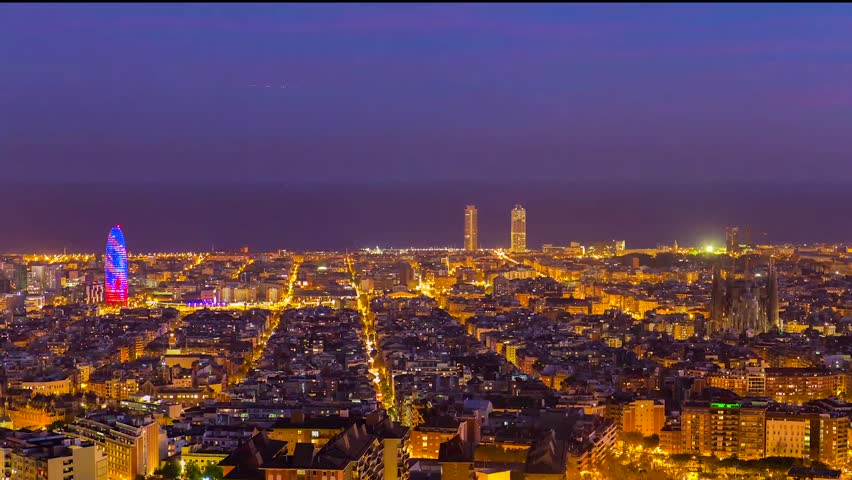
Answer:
3 3 852 480
0 205 850 480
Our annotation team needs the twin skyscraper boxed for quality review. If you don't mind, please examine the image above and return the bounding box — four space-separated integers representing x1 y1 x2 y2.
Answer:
464 204 526 253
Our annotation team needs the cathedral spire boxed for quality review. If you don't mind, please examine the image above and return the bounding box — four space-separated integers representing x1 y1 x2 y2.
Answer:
768 257 780 332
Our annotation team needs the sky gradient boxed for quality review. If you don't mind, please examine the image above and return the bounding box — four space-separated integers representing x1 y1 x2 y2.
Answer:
3 3 852 183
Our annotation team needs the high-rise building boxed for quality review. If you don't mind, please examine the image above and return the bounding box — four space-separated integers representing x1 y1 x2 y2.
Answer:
65 413 163 480
464 205 478 252
394 261 415 289
673 400 849 469
680 400 768 460
86 283 105 304
622 399 666 437
492 275 512 300
510 204 526 253
29 265 46 294
25 265 61 294
13 264 28 291
105 225 129 305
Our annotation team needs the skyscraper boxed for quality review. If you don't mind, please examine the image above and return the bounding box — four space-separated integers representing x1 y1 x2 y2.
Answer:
464 205 478 252
510 204 526 253
13 264 27 291
105 225 129 305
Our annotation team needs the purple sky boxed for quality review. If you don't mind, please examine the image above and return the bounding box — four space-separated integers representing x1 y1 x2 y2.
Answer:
2 3 852 183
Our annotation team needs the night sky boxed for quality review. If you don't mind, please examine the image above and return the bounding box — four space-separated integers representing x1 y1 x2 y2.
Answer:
3 3 852 184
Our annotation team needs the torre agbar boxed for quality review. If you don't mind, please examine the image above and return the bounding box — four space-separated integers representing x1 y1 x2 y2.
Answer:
105 224 129 304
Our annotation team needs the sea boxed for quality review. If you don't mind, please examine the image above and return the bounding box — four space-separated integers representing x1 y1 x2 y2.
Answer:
1 181 849 253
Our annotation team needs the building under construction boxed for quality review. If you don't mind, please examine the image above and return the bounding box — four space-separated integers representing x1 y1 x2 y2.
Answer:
709 258 780 335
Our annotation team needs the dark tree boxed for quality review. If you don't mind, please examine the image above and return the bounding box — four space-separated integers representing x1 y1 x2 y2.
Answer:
154 461 181 480
622 431 644 446
183 463 202 480
202 464 224 480
642 434 660 448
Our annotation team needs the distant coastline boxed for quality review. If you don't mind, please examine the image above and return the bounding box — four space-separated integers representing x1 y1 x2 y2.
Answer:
1 181 849 253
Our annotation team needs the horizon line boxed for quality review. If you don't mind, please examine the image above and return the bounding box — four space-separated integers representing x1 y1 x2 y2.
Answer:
4 241 847 257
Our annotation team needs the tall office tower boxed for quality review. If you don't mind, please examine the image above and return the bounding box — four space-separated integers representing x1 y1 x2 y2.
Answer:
44 264 63 291
105 225 129 305
510 205 527 253
13 264 27 291
29 265 46 293
464 205 478 251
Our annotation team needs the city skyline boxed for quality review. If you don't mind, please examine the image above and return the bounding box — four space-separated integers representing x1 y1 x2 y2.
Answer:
1 181 850 254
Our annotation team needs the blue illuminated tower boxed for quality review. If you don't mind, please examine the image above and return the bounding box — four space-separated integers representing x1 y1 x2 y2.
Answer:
105 225 128 304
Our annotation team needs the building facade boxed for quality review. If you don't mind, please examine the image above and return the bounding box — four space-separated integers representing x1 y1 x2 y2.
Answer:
672 401 849 468
2 430 107 480
464 205 478 252
622 399 666 437
105 225 129 305
510 205 526 253
65 413 162 480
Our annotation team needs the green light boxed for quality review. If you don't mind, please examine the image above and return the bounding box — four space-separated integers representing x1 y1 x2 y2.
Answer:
705 245 714 253
710 403 741 409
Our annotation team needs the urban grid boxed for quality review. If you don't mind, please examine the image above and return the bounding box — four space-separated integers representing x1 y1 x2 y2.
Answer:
0 207 850 480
